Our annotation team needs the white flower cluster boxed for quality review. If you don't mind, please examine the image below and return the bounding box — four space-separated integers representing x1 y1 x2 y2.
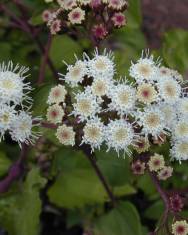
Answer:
0 62 40 147
47 49 188 161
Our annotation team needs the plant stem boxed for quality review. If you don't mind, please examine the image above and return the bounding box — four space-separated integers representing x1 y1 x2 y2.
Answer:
149 171 169 233
81 144 117 207
0 144 29 194
38 34 53 85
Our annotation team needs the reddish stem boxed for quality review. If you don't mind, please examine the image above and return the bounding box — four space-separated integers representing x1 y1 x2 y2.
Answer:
38 34 53 85
0 144 29 194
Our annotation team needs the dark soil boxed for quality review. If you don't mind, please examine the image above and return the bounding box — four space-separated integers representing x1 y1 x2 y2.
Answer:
141 0 188 48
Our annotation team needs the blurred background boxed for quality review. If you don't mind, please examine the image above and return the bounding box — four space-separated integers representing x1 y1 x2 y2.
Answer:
0 0 188 235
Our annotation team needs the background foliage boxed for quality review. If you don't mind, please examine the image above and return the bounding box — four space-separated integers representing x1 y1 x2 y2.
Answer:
0 0 188 234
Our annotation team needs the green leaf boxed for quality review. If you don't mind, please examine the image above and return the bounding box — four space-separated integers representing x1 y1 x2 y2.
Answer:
0 168 46 235
113 184 136 197
94 201 142 235
32 83 55 116
96 150 131 187
144 200 164 220
49 35 82 68
162 29 188 73
0 151 11 177
126 0 142 28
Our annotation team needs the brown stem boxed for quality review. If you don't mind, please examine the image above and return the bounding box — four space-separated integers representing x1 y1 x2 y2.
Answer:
81 144 117 207
149 171 169 233
38 34 53 85
0 144 29 194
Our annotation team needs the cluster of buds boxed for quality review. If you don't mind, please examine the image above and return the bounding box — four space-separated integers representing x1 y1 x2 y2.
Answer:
42 0 128 38
46 49 188 164
0 62 40 147
132 153 173 180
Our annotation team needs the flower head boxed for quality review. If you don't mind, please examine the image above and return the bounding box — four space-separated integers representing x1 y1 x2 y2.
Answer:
131 160 146 175
172 220 188 235
56 124 75 145
46 104 64 124
108 83 136 116
112 12 126 28
157 166 173 180
10 111 40 147
72 90 100 121
0 61 31 105
82 117 104 150
47 84 67 104
68 7 85 24
148 153 165 172
105 119 137 156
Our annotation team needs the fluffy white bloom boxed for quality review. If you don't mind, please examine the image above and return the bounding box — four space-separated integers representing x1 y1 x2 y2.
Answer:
82 117 104 151
171 139 188 161
177 97 188 118
0 62 31 105
46 104 64 124
56 124 75 146
105 119 137 156
129 55 158 84
157 78 181 104
159 103 177 129
108 83 136 116
72 90 100 121
138 106 168 138
47 84 67 104
91 77 112 97
173 118 188 140
87 50 115 79
10 111 40 147
0 104 16 139
62 60 88 87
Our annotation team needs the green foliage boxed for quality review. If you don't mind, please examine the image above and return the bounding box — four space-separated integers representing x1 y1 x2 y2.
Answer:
94 201 142 235
162 29 188 73
0 168 46 235
0 151 11 177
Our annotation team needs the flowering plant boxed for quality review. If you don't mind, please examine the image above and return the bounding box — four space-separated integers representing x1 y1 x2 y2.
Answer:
0 0 187 235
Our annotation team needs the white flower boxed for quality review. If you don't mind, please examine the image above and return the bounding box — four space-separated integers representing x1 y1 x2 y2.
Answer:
91 77 112 97
105 119 137 156
56 124 75 146
157 78 181 104
171 139 188 161
47 84 67 104
0 61 31 105
173 118 188 140
72 90 100 121
138 106 168 138
62 60 88 87
108 83 136 116
177 97 188 118
129 55 158 83
87 49 115 79
136 83 158 104
46 104 64 124
10 111 40 147
159 103 177 129
82 117 104 151
0 104 16 139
